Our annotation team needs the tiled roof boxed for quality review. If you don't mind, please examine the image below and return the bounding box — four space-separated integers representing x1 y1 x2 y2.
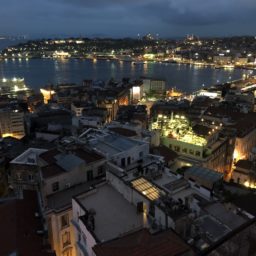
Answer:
0 190 55 256
109 127 137 137
235 159 253 170
150 145 178 163
40 148 59 164
93 228 194 256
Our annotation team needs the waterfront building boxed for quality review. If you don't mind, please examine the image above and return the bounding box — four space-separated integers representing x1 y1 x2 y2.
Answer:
150 114 230 173
0 77 32 99
141 77 166 97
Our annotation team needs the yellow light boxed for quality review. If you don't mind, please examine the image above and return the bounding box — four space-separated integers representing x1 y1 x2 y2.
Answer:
132 86 140 95
244 181 256 189
2 133 14 138
40 88 55 104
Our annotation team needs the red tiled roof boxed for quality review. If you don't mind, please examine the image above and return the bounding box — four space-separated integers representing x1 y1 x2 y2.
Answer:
235 160 253 170
151 145 178 163
40 148 59 164
41 163 66 179
109 127 137 137
74 148 104 163
93 228 193 256
0 190 55 256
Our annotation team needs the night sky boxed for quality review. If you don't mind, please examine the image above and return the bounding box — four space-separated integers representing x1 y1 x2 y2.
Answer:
1 0 256 38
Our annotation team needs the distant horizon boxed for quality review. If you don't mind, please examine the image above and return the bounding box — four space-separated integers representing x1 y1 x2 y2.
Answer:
1 34 256 41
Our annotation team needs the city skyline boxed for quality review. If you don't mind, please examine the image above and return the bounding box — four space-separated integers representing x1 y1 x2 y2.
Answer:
1 0 256 38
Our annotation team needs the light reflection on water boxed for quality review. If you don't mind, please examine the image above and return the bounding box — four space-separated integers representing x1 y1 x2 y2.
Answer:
0 58 253 93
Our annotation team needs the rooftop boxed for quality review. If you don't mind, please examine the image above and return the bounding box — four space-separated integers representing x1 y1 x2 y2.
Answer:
108 127 137 137
184 166 223 190
88 133 145 156
0 190 55 256
10 148 47 165
204 202 246 230
131 177 164 201
76 183 144 242
235 159 254 170
46 180 103 211
194 215 230 243
93 228 194 256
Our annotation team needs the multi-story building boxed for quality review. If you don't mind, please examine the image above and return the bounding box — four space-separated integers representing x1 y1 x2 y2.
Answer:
79 128 150 168
141 77 166 96
0 108 25 139
151 114 231 173
39 145 106 256
9 148 48 193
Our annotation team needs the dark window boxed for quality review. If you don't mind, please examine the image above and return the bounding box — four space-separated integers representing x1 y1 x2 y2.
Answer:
61 214 69 228
139 151 143 158
28 174 34 181
195 151 201 157
174 146 180 152
87 170 93 181
127 157 131 165
121 158 126 167
52 182 59 192
62 231 71 248
97 166 104 176
189 149 194 155
182 148 187 153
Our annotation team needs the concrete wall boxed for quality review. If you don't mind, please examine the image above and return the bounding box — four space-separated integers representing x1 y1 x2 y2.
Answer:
235 128 256 160
43 159 105 197
106 171 174 229
110 142 149 167
72 198 96 256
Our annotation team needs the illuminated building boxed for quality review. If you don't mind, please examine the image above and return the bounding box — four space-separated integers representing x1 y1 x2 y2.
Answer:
40 88 55 104
0 108 25 139
52 51 71 58
166 88 183 98
141 77 166 97
232 148 256 188
0 77 31 98
151 114 230 173
131 85 142 102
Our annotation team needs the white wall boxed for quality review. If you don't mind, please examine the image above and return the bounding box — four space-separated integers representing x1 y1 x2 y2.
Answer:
111 142 149 167
72 198 96 256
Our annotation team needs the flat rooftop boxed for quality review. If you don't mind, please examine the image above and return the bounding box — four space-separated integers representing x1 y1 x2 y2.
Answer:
90 134 145 156
194 215 230 243
184 166 223 189
77 184 144 242
204 202 246 230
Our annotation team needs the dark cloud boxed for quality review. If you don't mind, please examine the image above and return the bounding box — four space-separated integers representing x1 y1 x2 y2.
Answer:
0 0 256 37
